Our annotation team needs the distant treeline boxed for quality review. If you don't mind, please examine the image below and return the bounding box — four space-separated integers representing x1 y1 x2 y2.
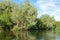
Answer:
56 22 60 27
0 0 59 31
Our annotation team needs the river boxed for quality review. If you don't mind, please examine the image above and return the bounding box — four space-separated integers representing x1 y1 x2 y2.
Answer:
0 30 60 40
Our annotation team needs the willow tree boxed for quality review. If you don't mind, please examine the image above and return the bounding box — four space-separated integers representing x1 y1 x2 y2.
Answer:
11 0 37 30
0 1 16 31
19 2 37 29
0 0 37 31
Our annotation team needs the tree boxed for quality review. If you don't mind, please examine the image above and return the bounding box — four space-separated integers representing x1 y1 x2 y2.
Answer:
0 1 16 31
0 0 37 31
20 3 37 29
40 14 56 30
10 0 37 30
35 18 43 29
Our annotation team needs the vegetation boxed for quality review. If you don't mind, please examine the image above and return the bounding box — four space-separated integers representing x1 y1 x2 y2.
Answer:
0 0 59 31
55 22 60 31
30 14 56 30
0 0 37 31
39 14 56 30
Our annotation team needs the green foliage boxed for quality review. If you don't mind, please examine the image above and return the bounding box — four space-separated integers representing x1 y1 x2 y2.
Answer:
0 0 57 31
35 18 43 29
19 2 37 29
34 14 56 30
0 0 37 31
40 14 56 28
56 22 60 27
0 1 15 31
55 22 60 30
16 0 37 30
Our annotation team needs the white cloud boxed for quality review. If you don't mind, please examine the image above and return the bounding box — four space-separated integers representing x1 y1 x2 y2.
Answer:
51 9 60 21
36 0 60 21
55 16 60 21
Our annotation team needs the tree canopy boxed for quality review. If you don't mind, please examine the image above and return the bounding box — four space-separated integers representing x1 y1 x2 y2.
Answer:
0 0 57 31
0 0 37 31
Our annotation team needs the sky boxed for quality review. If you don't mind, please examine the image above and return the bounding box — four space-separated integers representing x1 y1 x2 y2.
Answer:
1 0 60 21
29 0 60 21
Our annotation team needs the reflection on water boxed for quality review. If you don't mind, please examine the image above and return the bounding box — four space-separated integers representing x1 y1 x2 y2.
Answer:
0 31 16 40
0 30 60 40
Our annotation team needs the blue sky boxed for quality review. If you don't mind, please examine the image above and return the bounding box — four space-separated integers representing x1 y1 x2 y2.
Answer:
1 0 60 21
31 0 60 21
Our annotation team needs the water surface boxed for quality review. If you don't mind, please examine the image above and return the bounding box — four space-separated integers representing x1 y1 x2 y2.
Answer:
0 30 60 40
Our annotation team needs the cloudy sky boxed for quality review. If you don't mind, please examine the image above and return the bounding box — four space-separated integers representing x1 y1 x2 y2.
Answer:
30 0 60 21
9 0 60 21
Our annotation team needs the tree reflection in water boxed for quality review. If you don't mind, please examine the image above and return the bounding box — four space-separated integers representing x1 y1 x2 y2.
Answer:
0 30 57 40
0 31 16 40
13 30 56 40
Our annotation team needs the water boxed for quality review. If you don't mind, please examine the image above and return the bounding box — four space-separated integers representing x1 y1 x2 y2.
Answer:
0 30 60 40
